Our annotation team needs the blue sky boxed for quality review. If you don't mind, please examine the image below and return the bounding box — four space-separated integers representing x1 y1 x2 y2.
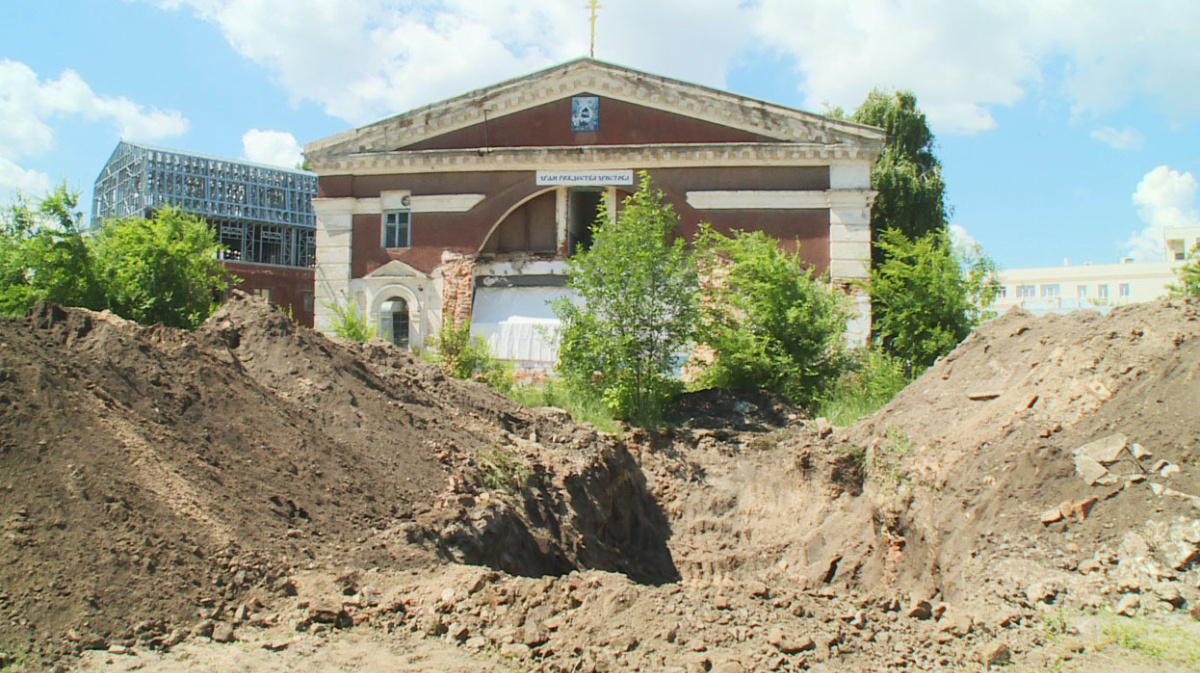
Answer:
2 0 1198 269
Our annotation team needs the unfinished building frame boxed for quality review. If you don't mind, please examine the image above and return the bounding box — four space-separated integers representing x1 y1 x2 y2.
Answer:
92 141 317 268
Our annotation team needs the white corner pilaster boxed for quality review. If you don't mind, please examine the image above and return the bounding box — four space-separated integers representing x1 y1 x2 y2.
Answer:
312 197 357 335
827 189 877 283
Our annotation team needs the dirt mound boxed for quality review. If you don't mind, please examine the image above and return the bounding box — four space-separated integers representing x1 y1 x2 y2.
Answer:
0 294 670 662
765 300 1200 613
8 295 1200 672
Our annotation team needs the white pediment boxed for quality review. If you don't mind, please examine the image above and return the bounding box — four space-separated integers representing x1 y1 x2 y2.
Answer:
364 260 429 280
306 58 885 162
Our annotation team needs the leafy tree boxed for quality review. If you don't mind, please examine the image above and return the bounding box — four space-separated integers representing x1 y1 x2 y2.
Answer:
852 89 948 246
552 173 698 423
91 207 229 329
1169 243 1200 298
869 228 998 372
0 185 104 315
693 226 850 407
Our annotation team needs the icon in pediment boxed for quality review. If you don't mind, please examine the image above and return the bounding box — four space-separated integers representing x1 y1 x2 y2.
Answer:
571 96 600 133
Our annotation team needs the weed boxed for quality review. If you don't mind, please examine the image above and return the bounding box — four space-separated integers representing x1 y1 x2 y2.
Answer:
1040 607 1072 641
507 378 620 433
476 447 529 493
815 346 911 426
1096 616 1200 666
430 318 514 394
325 296 373 342
869 425 914 488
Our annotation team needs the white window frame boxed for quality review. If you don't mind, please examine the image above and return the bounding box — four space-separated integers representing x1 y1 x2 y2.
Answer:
383 209 411 248
1016 285 1036 299
1119 283 1131 299
1041 284 1060 299
1098 284 1109 299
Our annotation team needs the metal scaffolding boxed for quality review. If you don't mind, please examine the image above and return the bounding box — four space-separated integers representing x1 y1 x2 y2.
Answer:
92 141 317 268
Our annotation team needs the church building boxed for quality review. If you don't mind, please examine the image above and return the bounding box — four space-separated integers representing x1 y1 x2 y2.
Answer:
304 58 885 368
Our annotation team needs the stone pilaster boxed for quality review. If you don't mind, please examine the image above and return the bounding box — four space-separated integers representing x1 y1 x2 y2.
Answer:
311 197 356 335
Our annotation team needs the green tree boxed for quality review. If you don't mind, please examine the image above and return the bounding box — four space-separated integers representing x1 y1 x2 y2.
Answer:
870 228 998 372
0 185 104 315
852 89 948 246
1169 243 1200 298
91 207 229 329
693 226 850 407
552 173 698 424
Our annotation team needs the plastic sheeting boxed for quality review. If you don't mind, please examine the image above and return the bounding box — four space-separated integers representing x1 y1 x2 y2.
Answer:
470 287 572 368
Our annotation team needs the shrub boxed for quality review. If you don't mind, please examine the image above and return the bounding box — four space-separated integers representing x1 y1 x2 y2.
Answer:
692 226 851 408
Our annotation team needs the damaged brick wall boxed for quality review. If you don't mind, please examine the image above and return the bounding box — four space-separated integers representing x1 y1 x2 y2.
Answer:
439 251 475 329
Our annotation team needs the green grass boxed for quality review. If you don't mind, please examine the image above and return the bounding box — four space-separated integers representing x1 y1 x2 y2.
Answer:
507 378 621 433
1098 618 1200 666
814 346 912 426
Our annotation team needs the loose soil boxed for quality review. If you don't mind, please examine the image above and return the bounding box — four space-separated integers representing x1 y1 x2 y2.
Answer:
1 294 1198 671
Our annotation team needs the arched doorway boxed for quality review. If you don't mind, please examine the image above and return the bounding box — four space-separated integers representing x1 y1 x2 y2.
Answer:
380 297 410 348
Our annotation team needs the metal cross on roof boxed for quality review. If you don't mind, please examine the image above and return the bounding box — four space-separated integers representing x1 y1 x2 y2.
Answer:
585 0 602 58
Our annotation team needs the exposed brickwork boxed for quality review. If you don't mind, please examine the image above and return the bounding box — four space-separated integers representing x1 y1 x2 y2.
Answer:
439 252 475 329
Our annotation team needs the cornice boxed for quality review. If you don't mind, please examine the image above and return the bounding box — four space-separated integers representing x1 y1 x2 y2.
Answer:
312 142 880 176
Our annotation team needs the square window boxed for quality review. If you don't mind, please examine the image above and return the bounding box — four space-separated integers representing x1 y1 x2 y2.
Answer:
383 209 410 248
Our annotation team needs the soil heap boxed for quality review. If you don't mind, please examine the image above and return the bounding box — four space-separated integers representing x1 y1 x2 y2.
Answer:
2 295 1199 672
0 294 669 663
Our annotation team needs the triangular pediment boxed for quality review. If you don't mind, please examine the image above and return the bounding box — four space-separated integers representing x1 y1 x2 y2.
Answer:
306 59 884 162
364 260 428 280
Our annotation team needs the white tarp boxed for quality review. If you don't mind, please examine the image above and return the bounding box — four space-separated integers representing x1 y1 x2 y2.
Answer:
470 287 572 368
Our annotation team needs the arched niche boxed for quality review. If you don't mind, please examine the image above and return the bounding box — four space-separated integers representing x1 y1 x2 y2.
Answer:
480 189 558 254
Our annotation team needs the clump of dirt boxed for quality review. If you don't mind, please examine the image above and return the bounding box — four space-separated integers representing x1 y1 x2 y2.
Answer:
0 294 670 662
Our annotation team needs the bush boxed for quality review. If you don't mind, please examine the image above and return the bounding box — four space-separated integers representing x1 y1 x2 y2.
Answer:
693 226 851 408
2 186 229 329
816 346 911 426
431 318 514 394
92 206 229 329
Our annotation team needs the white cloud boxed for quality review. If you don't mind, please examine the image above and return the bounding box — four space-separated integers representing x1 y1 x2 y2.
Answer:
1089 126 1144 151
142 0 1200 135
0 59 188 201
1125 165 1200 261
752 0 1200 135
0 158 51 198
242 129 303 168
141 0 750 124
949 224 979 252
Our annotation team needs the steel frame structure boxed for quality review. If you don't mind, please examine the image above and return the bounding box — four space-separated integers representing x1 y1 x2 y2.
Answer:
92 141 317 268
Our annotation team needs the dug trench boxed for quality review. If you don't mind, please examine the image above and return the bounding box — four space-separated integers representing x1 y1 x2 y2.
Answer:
2 294 1200 672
